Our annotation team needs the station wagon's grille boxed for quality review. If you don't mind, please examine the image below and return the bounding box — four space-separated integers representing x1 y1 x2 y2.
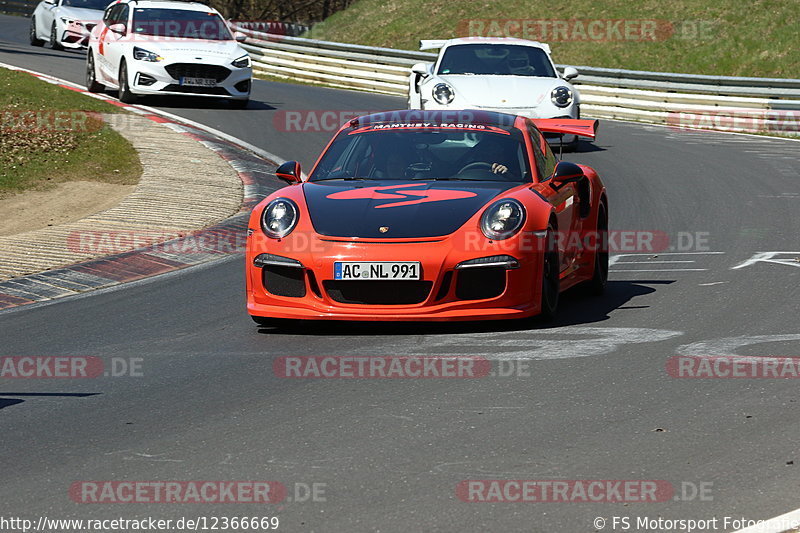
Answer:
165 63 231 82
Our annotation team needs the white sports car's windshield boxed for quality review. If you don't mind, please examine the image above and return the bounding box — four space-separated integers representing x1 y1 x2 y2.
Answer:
437 44 557 77
310 126 531 183
131 8 232 40
61 0 109 9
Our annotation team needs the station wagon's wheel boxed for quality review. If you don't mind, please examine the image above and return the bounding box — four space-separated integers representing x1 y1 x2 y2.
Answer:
86 51 104 93
118 60 138 104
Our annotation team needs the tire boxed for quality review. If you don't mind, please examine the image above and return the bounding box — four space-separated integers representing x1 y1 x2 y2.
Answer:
49 21 63 50
118 61 138 104
582 204 609 296
85 51 104 93
538 224 560 321
30 17 45 46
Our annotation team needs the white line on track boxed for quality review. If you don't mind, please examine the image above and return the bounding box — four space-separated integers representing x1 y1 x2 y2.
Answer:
732 506 800 533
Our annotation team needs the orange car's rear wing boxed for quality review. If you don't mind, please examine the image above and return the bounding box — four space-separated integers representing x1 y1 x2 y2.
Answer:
533 119 599 139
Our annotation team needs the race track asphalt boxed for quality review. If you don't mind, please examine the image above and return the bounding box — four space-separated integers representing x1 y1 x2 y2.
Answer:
1 14 800 532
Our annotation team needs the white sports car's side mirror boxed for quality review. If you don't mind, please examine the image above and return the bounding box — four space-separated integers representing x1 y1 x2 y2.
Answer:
109 23 126 34
411 62 431 77
562 66 579 81
234 31 246 42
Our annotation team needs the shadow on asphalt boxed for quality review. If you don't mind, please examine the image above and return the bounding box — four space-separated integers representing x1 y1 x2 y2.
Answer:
134 94 277 111
0 392 100 411
255 279 675 337
0 43 85 61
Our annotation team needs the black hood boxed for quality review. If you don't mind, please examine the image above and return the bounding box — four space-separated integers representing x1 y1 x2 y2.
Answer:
303 180 517 238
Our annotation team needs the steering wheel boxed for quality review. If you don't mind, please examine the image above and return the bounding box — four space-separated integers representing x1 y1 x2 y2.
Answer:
457 161 494 174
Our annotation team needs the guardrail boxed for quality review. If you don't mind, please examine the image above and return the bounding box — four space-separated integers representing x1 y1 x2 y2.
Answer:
234 27 800 135
0 0 36 16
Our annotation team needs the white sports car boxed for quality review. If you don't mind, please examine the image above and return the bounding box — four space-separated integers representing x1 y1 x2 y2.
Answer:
85 0 252 106
30 0 109 50
408 37 583 148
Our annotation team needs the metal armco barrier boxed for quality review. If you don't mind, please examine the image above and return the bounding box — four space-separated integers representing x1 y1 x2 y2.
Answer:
0 0 37 16
234 26 800 135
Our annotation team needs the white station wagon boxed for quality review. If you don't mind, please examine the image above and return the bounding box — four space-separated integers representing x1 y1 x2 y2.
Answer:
85 0 252 106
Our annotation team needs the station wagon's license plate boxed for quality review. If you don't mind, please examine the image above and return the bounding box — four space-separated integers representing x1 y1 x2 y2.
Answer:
181 77 216 87
334 261 420 280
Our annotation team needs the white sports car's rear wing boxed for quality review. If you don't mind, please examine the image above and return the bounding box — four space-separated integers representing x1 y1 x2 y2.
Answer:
533 119 599 139
419 39 448 50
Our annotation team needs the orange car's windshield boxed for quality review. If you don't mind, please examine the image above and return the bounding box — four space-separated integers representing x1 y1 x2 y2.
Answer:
309 126 531 183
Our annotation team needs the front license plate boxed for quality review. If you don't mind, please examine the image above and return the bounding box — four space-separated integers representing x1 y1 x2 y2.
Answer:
180 77 216 87
334 261 420 280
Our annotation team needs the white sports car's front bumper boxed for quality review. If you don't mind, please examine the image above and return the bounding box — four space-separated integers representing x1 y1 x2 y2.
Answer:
127 59 251 100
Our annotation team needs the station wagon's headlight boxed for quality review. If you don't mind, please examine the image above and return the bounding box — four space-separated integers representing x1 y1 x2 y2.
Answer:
133 47 163 62
551 86 573 108
261 198 299 239
433 83 455 105
480 199 525 240
232 55 250 68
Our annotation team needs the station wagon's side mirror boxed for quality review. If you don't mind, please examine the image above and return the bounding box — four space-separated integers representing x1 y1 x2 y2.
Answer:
562 66 579 81
551 161 584 187
275 161 302 184
411 62 431 77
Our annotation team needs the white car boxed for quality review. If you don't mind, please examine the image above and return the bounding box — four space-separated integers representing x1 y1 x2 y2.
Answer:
408 37 582 148
30 0 109 50
85 0 252 107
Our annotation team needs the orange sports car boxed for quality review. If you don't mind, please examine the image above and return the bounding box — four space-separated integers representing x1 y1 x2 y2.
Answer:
246 110 605 324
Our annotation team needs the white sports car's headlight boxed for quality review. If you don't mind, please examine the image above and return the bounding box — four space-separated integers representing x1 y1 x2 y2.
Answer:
133 47 163 62
232 55 251 68
432 83 455 105
261 198 299 239
551 86 573 108
480 199 525 240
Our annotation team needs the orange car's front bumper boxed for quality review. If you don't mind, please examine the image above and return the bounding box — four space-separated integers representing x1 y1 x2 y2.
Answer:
245 231 545 322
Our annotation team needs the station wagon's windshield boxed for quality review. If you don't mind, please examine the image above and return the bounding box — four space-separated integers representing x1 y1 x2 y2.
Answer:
437 44 557 77
131 8 232 40
309 124 531 183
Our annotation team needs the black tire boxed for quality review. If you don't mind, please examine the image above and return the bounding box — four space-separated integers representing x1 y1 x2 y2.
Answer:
30 17 45 46
118 61 138 104
85 51 104 93
582 204 609 296
538 224 560 321
49 21 63 50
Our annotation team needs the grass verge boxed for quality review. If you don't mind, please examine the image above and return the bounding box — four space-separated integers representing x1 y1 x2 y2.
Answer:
306 0 798 78
0 68 141 197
